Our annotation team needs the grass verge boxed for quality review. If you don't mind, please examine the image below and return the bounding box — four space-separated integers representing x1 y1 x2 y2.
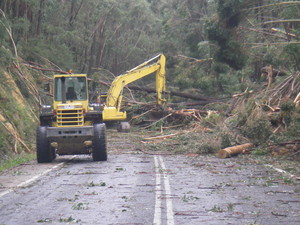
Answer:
0 152 36 173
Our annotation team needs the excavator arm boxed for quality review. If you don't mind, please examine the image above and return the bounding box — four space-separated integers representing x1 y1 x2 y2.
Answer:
102 54 166 121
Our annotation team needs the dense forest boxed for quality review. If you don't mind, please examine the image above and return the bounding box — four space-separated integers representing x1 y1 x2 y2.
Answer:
0 0 300 159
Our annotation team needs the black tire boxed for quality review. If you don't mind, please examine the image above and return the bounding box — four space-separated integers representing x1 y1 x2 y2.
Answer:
117 122 130 133
92 123 107 161
36 126 53 163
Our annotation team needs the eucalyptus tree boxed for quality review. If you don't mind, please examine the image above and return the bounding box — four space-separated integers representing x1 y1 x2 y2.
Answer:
1 0 164 75
206 0 300 79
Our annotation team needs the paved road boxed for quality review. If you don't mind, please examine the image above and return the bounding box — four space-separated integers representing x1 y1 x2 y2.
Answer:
0 132 299 225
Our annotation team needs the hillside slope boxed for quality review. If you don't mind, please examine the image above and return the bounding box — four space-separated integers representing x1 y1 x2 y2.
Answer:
0 62 42 160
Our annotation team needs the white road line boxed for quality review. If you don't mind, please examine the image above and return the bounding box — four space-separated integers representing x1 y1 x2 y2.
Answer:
159 156 175 225
153 156 162 225
265 164 299 179
0 160 67 198
17 162 64 188
0 190 11 198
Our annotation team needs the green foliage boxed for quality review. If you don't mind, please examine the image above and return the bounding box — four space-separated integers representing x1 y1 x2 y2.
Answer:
251 147 269 156
241 113 272 145
217 0 244 28
205 19 246 70
282 44 300 71
282 102 300 138
0 66 39 158
174 62 211 90
215 40 246 70
0 126 11 156
280 101 296 126
0 20 13 66
281 101 296 112
0 153 35 172
202 112 224 128
20 38 75 70
174 132 221 154
221 133 232 149
205 21 230 45
12 17 30 41
197 41 213 59
262 46 282 66
0 46 13 66
220 133 232 149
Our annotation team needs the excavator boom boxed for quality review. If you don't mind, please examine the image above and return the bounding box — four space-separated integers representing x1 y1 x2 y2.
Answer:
102 54 166 121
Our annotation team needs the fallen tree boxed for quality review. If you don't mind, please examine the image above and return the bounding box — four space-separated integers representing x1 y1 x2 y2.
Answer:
98 80 221 102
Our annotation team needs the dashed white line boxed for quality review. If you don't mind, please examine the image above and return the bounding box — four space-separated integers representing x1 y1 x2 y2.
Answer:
153 155 175 225
0 190 11 198
265 164 299 179
17 162 64 188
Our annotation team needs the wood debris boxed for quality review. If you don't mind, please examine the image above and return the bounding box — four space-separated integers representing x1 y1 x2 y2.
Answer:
143 133 180 141
217 143 254 159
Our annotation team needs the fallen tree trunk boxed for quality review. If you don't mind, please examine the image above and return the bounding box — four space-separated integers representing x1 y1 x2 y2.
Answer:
99 80 220 102
24 62 70 74
217 143 254 159
167 101 214 107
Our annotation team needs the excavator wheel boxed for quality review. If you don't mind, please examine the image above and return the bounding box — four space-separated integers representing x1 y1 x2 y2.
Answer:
92 123 107 161
36 126 53 163
117 122 130 133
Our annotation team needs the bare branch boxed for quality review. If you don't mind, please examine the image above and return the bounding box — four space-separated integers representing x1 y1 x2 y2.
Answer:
0 9 19 65
244 1 300 11
261 19 300 25
176 55 213 64
244 42 300 47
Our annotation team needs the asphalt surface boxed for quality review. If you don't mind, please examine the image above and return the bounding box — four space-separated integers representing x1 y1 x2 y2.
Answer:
0 131 299 225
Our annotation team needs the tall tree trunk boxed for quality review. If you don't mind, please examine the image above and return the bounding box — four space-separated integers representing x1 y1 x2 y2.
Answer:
88 34 97 75
1 0 7 13
96 20 105 68
69 0 84 28
36 0 45 36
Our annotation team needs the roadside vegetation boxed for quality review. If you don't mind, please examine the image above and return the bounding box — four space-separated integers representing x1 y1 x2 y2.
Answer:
0 152 35 172
0 0 300 166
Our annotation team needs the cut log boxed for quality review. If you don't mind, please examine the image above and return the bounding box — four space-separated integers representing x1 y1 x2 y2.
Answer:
217 143 254 159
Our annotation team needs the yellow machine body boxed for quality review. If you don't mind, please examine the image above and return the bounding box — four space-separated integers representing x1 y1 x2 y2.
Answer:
103 53 166 121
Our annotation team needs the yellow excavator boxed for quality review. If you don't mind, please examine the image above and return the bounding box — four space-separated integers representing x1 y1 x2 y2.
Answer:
37 54 166 163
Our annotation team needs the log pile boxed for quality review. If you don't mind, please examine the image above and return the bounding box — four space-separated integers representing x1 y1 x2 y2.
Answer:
130 106 208 129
